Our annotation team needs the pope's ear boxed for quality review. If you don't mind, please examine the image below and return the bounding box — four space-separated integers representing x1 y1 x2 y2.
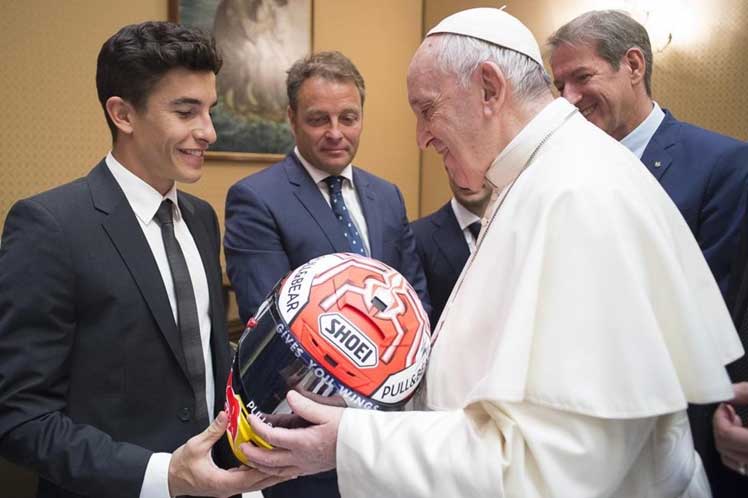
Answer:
105 96 135 136
477 61 506 113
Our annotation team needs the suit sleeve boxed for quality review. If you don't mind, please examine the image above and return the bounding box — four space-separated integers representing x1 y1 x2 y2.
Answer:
224 181 292 323
0 199 151 498
337 402 665 498
393 187 431 318
699 143 748 297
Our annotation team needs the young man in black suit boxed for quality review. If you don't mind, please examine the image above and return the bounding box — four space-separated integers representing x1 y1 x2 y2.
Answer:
0 21 283 498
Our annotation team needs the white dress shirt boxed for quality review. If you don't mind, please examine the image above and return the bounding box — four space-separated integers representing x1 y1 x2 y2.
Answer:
450 197 481 253
105 152 215 498
621 101 666 158
294 147 371 255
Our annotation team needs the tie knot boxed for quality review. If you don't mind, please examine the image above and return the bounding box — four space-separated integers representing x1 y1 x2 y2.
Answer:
468 221 482 240
324 176 345 195
154 200 174 226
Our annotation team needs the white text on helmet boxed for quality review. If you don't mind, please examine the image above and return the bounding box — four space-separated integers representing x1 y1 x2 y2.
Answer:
319 313 378 368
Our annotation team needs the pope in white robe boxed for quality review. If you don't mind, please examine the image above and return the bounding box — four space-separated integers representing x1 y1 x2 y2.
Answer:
241 8 744 498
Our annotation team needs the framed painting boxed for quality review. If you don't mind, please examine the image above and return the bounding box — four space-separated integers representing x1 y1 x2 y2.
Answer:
169 0 313 162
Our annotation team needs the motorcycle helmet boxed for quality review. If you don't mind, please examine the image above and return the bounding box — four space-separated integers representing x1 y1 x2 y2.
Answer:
225 253 431 464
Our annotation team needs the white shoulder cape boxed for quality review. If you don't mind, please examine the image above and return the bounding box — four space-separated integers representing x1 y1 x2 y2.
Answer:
427 98 742 418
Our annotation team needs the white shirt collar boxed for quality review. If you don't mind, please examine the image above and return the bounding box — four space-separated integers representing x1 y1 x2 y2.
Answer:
450 198 481 231
105 151 180 225
620 101 665 159
294 147 355 186
486 97 578 192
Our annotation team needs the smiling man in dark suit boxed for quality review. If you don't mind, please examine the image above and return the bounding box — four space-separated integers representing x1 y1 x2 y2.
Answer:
548 10 748 497
224 51 429 498
0 21 283 498
411 177 492 327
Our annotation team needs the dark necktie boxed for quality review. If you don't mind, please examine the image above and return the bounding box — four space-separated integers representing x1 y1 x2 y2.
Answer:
468 221 482 241
154 200 208 425
324 176 367 256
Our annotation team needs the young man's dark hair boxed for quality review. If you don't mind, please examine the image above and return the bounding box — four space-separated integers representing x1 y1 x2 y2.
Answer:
96 21 223 140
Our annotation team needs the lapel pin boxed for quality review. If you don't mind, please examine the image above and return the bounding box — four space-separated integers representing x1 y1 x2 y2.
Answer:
654 161 662 168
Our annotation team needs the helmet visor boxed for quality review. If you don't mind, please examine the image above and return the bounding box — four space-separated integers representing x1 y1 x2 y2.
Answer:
232 290 385 430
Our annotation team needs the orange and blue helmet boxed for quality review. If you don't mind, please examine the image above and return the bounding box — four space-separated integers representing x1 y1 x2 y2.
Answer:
225 253 431 463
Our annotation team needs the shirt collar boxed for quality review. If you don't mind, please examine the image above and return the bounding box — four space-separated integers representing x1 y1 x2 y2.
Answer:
620 101 665 159
486 97 578 192
294 147 355 187
450 198 481 231
105 151 180 225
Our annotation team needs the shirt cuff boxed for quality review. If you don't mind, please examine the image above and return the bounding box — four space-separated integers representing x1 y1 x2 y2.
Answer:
139 452 172 498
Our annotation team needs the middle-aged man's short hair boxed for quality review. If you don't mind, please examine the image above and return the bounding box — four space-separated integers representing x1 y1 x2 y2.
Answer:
96 21 223 141
286 51 366 112
547 10 653 97
430 34 551 102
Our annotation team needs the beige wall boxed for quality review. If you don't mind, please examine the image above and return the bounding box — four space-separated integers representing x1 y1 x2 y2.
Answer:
1 0 422 227
3 0 745 229
419 0 748 216
1 0 167 228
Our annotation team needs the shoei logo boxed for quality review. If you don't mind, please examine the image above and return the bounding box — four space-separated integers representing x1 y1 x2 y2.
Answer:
319 313 378 368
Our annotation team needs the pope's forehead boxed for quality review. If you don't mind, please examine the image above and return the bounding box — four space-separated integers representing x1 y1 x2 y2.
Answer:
407 39 444 80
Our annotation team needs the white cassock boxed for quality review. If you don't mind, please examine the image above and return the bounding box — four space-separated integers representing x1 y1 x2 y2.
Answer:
335 98 744 498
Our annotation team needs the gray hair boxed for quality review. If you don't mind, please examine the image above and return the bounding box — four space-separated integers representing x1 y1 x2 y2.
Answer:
547 10 653 96
429 33 551 102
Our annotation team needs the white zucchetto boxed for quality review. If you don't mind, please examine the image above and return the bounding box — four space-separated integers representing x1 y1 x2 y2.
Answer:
426 7 544 67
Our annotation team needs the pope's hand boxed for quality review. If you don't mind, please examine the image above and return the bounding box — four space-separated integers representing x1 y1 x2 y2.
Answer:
713 382 748 476
241 390 343 478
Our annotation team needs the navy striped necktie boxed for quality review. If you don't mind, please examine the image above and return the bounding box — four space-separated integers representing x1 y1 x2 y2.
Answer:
324 176 366 256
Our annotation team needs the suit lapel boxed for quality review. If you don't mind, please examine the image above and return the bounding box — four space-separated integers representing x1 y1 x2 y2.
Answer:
432 203 470 275
88 162 190 380
180 196 231 407
284 155 350 253
354 168 382 259
641 110 677 181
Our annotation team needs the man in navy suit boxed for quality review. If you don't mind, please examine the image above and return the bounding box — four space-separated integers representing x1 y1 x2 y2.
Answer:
0 22 283 498
224 51 429 498
411 178 492 326
548 10 748 496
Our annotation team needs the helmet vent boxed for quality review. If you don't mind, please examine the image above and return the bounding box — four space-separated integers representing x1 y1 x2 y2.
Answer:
324 354 338 367
371 296 387 312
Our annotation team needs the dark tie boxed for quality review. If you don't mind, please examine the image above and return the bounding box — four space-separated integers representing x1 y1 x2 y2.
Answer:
154 200 208 425
324 176 367 256
468 221 482 241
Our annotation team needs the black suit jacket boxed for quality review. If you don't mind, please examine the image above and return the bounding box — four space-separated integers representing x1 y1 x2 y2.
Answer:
0 161 234 498
411 201 470 327
640 110 748 298
224 154 430 498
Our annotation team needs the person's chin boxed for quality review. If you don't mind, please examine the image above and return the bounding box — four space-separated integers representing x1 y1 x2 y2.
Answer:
176 166 203 184
319 154 352 171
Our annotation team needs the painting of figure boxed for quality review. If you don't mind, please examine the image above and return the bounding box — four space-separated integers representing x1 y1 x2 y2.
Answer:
174 0 312 157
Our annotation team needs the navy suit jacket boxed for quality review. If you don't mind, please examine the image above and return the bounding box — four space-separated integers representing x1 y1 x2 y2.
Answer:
0 161 234 498
224 154 429 498
411 201 470 327
225 153 429 323
642 113 748 496
641 110 748 298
